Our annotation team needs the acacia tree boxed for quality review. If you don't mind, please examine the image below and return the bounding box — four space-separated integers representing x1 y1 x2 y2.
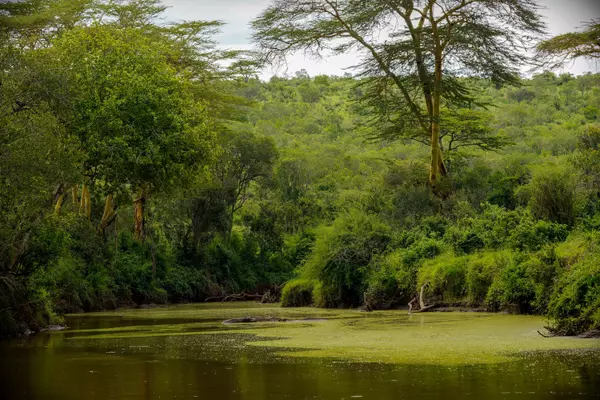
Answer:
537 20 600 67
51 25 214 240
252 0 545 187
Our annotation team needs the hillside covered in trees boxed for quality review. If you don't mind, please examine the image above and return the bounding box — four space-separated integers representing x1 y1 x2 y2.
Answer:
2 0 600 339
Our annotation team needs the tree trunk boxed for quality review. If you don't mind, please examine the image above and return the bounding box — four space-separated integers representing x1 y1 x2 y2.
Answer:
429 17 448 188
430 101 445 186
99 194 117 238
71 185 79 208
150 246 157 279
419 284 427 310
133 190 146 241
79 183 91 221
54 193 65 215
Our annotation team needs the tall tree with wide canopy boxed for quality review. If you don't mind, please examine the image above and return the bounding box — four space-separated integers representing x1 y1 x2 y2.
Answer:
252 0 546 187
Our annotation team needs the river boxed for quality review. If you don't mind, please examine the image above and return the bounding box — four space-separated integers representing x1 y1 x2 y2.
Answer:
1 303 599 399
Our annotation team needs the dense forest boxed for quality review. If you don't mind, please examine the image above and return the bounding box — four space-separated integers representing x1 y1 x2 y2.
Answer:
1 0 600 339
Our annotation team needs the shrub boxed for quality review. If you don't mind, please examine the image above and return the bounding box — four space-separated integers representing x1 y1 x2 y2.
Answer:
527 166 577 226
418 253 468 303
162 267 209 302
485 253 536 313
508 218 568 251
464 252 505 305
444 204 522 251
301 210 392 307
400 237 445 267
364 250 416 309
281 279 315 307
548 254 600 335
521 246 560 313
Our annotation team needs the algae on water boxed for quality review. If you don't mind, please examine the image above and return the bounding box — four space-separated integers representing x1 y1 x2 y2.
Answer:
66 304 600 366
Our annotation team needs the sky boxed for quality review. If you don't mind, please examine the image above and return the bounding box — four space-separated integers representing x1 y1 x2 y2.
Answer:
160 0 600 78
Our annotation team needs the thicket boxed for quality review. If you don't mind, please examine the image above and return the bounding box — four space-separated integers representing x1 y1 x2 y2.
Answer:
2 0 600 337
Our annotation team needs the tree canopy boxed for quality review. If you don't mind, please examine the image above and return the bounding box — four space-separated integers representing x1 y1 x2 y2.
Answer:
252 0 546 186
537 20 600 67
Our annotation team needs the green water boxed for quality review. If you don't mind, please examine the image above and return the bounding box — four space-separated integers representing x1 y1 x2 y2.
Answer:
1 303 600 399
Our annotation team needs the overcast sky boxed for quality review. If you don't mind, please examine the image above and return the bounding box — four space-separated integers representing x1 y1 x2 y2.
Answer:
161 0 600 78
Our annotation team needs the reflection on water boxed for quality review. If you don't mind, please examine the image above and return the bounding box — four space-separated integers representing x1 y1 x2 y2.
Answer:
1 303 600 400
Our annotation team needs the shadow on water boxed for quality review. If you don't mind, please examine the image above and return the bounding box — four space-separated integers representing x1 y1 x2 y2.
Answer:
1 304 600 400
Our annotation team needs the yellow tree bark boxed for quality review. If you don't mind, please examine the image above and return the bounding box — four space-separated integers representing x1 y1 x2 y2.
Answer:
71 185 79 205
429 12 448 189
54 193 66 215
133 190 146 241
99 194 117 237
79 184 91 221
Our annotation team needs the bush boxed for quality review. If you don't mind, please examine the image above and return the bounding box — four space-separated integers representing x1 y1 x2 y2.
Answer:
280 279 315 307
301 210 392 307
444 204 521 251
464 252 505 305
548 254 600 335
33 255 114 313
418 253 468 303
527 166 577 226
364 250 416 310
485 253 536 313
399 237 445 266
0 273 64 338
508 218 568 251
162 267 209 302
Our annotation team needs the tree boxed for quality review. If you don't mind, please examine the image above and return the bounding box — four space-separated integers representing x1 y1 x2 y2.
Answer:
188 130 278 245
0 0 86 275
51 25 214 240
252 0 545 188
537 20 600 67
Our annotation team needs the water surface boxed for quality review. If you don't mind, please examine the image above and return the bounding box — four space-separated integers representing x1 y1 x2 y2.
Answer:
1 303 599 399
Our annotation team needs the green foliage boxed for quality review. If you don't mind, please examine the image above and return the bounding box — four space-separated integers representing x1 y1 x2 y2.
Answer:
52 25 213 194
301 210 392 307
485 254 536 314
548 252 600 335
280 279 315 307
1 0 600 339
484 248 561 314
525 166 577 226
507 218 568 251
419 253 469 303
537 21 600 67
364 250 419 310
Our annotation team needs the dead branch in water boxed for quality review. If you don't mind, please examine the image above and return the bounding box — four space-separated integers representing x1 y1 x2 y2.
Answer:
408 283 437 314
